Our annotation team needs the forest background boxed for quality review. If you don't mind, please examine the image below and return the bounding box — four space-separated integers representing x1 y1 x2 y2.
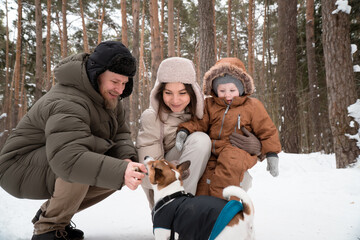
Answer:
0 0 359 168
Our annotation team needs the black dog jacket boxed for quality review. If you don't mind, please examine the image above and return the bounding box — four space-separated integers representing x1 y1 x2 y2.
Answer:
152 192 242 240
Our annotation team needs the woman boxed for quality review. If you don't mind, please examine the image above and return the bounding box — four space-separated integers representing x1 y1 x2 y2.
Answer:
136 57 211 208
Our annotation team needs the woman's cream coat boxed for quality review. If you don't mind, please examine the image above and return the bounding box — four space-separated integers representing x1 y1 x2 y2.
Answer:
136 57 204 163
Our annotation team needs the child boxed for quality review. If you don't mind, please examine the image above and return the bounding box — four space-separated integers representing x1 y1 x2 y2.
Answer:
176 57 281 199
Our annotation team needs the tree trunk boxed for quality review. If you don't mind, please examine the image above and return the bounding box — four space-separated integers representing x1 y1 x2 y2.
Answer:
46 0 52 91
62 0 68 58
35 0 43 101
321 0 360 167
266 2 277 127
258 0 267 105
233 14 238 58
12 0 23 129
149 0 161 86
19 45 28 120
198 0 216 85
121 0 128 46
213 0 217 59
121 0 130 125
278 0 300 153
247 0 254 76
139 2 147 111
160 0 164 60
176 6 181 57
131 0 140 141
3 0 11 132
194 40 200 84
305 0 322 152
227 0 232 57
168 0 175 57
97 0 106 44
79 0 89 53
55 11 63 57
218 35 223 60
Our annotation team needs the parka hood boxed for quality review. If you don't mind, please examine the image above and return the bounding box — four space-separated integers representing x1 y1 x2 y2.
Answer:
203 58 255 97
54 53 104 105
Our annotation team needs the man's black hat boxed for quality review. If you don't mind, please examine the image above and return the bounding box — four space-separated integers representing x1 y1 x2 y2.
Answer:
86 41 136 98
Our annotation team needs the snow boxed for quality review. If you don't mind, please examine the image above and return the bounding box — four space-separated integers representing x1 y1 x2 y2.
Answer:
347 99 360 150
1 152 360 240
0 113 7 120
354 65 360 72
352 44 358 55
332 0 351 15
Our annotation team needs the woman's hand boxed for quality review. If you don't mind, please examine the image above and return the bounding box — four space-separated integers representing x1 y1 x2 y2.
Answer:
175 130 189 151
229 127 261 156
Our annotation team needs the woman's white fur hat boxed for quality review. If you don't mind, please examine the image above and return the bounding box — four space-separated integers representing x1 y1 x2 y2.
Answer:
150 57 204 119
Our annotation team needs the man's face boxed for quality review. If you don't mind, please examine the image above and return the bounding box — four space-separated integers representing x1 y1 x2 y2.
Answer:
98 70 129 110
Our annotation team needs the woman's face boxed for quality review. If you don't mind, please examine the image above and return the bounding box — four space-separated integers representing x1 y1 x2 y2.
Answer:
163 82 191 113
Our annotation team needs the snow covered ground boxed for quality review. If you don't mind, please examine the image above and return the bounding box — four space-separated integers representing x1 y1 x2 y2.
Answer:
1 152 359 240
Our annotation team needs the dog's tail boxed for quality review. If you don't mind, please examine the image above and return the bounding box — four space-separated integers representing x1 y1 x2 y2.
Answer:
222 185 254 216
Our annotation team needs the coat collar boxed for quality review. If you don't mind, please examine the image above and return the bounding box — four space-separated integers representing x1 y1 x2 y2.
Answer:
212 95 247 108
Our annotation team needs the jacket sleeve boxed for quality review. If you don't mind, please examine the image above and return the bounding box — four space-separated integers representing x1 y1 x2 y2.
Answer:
106 101 138 162
136 109 164 163
44 100 128 190
250 99 282 155
178 100 211 134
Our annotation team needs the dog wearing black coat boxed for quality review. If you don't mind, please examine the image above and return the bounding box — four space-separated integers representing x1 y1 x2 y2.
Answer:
143 156 255 240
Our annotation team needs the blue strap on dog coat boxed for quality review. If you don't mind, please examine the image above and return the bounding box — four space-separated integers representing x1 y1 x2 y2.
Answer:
208 200 243 240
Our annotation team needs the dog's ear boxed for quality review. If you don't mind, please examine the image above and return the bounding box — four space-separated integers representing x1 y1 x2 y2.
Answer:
176 161 191 171
176 161 191 180
154 167 164 183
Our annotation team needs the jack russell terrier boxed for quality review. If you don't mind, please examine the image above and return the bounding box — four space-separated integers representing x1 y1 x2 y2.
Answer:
143 156 255 240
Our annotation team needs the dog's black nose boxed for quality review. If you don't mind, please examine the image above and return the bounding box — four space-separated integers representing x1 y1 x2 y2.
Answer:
144 156 154 162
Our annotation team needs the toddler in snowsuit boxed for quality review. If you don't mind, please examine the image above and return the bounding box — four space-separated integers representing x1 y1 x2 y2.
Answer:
176 57 281 199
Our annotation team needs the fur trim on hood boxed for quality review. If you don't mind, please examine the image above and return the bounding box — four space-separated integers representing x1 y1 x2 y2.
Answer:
203 58 255 96
149 57 204 119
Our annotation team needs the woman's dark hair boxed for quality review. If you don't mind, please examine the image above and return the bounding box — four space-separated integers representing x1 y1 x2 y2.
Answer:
155 83 197 123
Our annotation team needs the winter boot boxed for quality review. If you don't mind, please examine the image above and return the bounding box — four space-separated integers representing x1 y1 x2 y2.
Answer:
31 230 69 240
32 209 84 240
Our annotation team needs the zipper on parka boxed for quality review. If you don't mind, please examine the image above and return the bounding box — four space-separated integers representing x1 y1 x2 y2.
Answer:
212 103 231 154
218 104 230 139
234 114 241 132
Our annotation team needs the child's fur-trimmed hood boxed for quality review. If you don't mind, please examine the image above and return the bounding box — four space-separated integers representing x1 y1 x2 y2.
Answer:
203 58 255 96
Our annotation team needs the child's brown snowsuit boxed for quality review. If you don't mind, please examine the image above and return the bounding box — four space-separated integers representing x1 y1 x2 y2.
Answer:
178 58 281 199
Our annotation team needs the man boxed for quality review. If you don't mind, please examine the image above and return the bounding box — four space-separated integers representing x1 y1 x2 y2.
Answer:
0 41 147 240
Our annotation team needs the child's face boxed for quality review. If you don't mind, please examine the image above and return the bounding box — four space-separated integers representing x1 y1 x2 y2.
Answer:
217 83 239 104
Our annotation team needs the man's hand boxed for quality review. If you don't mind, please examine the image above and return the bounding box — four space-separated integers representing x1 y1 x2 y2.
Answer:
175 130 188 152
266 153 279 177
124 159 147 190
229 127 261 156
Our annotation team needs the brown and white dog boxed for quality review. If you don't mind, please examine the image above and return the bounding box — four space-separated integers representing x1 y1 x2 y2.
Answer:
143 156 255 240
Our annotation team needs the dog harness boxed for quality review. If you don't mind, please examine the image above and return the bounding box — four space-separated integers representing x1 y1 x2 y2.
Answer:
152 191 243 240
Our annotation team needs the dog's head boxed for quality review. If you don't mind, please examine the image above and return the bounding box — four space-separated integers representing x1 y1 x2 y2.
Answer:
144 156 190 190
